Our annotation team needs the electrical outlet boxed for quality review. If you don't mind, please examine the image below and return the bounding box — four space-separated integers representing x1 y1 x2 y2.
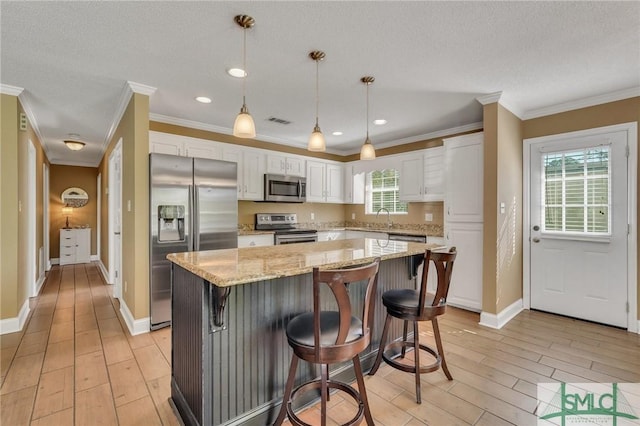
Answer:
351 213 356 220
425 213 433 222
310 212 315 220
500 202 505 214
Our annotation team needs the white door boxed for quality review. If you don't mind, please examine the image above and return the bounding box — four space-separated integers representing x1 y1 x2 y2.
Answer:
529 129 628 327
109 140 123 298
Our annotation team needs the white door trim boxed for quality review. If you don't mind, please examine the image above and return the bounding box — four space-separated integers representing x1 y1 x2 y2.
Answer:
97 173 101 260
523 122 638 333
108 139 123 299
43 163 50 271
27 140 37 297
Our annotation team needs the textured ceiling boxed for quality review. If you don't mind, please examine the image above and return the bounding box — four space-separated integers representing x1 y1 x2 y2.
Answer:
1 1 639 166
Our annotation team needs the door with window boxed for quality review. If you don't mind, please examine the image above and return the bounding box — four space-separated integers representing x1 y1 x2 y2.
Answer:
529 129 628 328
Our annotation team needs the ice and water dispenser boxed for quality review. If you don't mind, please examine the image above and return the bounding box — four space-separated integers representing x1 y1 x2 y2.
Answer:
158 205 185 242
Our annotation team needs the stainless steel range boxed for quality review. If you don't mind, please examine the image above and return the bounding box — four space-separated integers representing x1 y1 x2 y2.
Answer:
255 213 318 245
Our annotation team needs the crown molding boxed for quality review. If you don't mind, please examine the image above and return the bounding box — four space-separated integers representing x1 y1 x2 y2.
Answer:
128 81 157 96
101 81 157 153
148 113 346 156
476 91 524 119
0 84 24 96
522 86 640 120
342 121 484 156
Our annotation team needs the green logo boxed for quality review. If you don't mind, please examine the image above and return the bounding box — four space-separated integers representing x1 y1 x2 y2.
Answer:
538 383 639 426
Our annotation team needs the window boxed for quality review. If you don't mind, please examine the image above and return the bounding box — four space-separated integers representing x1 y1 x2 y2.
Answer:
366 169 408 214
542 146 610 235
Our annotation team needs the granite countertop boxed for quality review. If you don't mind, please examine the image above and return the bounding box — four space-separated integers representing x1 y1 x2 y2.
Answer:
317 227 443 238
167 238 441 287
237 229 274 236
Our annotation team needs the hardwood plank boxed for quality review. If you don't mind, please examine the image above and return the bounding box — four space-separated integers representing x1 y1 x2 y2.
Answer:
539 356 622 383
0 331 24 349
75 350 109 392
150 327 171 364
0 352 45 395
146 375 181 426
75 329 102 356
94 303 116 320
361 373 405 402
75 313 98 333
0 345 18 384
30 407 73 426
391 391 471 426
32 366 74 420
500 336 592 369
590 361 640 382
101 334 134 365
52 308 74 324
75 382 118 426
48 322 74 344
41 341 74 373
474 411 517 426
133 345 170 382
108 358 149 407
115 395 162 426
15 330 48 357
446 352 519 388
97 317 125 339
448 382 538 425
0 385 37 426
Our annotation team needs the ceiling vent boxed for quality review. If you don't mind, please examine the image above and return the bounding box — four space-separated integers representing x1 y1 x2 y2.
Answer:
266 116 292 125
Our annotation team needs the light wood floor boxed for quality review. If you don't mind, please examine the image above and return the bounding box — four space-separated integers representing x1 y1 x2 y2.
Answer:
1 263 638 425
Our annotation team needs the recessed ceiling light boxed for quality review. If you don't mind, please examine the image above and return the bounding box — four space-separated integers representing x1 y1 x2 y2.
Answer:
195 96 212 104
227 68 247 78
332 131 343 136
373 119 387 125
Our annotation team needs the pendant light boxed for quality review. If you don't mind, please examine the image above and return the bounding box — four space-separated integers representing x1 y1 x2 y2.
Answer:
360 76 376 160
233 15 256 139
307 50 326 152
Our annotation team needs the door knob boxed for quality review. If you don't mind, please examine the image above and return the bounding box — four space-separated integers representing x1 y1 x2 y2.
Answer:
533 225 540 231
532 237 540 243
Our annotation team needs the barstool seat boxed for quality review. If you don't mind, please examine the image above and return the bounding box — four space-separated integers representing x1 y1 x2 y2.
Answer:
274 258 381 426
369 248 457 404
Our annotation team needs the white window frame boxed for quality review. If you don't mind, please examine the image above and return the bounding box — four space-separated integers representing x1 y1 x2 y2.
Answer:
365 169 408 215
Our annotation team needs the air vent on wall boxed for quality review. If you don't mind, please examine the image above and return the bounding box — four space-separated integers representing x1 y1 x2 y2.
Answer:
266 117 292 125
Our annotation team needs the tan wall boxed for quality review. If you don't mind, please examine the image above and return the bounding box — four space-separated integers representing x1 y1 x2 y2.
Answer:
1 94 20 319
1 94 48 322
495 105 523 312
99 93 150 319
344 202 444 228
239 201 346 226
482 103 499 314
523 96 640 320
49 165 98 258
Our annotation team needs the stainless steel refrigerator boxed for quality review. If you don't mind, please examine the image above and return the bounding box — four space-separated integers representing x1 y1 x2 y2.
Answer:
149 153 238 330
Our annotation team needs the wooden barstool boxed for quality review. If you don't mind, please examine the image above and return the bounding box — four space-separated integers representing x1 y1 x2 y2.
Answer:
274 258 381 426
369 248 457 404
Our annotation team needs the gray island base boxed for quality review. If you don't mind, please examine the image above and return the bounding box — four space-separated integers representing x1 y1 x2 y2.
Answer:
167 238 442 425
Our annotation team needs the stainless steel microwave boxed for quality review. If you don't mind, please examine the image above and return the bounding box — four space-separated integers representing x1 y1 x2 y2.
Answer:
264 174 306 202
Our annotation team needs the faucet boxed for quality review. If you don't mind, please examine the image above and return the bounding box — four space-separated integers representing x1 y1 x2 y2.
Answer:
376 207 392 229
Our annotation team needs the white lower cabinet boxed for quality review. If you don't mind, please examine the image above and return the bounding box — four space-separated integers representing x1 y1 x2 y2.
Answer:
238 234 274 248
59 228 91 265
444 222 483 311
317 230 346 241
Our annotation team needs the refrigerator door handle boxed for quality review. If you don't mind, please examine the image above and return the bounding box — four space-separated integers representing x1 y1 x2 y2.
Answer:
192 184 200 251
298 179 302 199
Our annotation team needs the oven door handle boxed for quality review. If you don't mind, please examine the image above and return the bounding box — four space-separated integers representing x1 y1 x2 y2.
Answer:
297 179 302 199
276 233 317 244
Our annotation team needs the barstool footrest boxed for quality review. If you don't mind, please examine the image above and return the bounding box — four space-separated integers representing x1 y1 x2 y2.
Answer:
381 340 441 374
286 379 365 426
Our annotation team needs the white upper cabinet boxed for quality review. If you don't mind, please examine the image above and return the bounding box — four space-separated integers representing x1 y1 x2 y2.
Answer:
306 160 344 203
266 154 305 177
149 131 222 160
343 163 365 204
444 133 483 222
223 147 265 201
399 147 444 202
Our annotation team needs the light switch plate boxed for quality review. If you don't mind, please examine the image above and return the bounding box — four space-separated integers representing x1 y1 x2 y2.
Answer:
425 213 433 222
351 213 356 220
310 213 315 220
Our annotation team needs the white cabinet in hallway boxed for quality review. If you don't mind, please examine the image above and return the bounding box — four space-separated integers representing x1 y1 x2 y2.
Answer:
149 131 222 160
59 228 91 265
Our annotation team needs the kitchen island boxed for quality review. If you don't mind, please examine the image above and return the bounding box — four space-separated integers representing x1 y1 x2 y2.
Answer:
167 238 442 426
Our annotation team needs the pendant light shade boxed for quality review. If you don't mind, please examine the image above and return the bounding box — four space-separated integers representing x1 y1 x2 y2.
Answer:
360 76 376 160
307 51 326 152
233 15 256 139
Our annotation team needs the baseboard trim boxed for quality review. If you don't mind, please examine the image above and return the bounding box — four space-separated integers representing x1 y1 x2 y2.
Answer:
479 298 523 329
97 260 111 285
35 272 46 295
0 299 31 335
119 299 150 336
51 258 60 265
